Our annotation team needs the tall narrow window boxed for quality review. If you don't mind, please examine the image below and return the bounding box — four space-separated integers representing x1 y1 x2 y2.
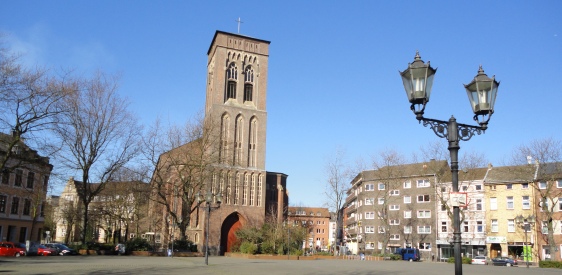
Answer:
219 172 225 197
257 174 263 206
15 169 23 187
0 195 6 213
243 174 248 205
11 197 19 214
226 172 232 205
220 114 230 163
250 174 256 206
23 199 31 215
244 66 254 102
1 170 9 185
225 63 237 101
26 172 34 189
234 116 244 166
234 173 240 205
247 118 257 167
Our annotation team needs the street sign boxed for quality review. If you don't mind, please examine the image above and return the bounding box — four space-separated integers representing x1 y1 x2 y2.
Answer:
449 192 467 208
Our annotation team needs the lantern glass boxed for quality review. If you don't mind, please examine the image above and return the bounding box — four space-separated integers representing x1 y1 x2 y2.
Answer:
400 52 436 105
464 66 499 115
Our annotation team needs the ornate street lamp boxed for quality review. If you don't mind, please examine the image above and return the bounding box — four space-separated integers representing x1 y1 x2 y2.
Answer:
400 51 500 275
197 190 222 265
515 214 535 268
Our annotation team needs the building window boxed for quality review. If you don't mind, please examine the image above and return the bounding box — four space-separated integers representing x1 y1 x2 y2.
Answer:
522 183 529 189
365 212 375 219
250 175 255 206
26 172 34 189
491 219 498 232
506 184 513 189
557 180 562 188
541 221 549 234
476 199 482 210
417 179 430 188
365 226 375 233
15 169 23 187
417 210 431 218
242 174 248 205
417 225 431 234
441 221 447 232
389 205 399 210
365 184 374 191
476 221 483 232
390 234 400 240
507 196 514 209
389 219 400 225
404 226 412 234
417 194 430 203
539 181 547 189
0 195 6 213
404 196 411 204
226 63 238 100
507 219 515 232
378 183 385 190
522 196 530 209
404 181 411 188
10 197 19 214
390 190 399 196
257 175 262 207
419 243 431 250
378 226 385 233
365 198 374 205
23 199 31 215
1 170 9 185
475 185 482 190
378 198 384 205
558 197 562 211
404 211 412 219
463 221 469 232
490 197 497 210
244 66 254 102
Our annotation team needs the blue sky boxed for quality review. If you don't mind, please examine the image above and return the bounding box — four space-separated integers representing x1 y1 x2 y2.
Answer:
2 1 561 208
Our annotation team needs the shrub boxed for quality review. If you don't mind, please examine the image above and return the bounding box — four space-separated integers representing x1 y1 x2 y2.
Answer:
125 238 152 253
447 257 472 264
168 239 194 252
539 260 562 269
259 241 275 254
239 241 257 254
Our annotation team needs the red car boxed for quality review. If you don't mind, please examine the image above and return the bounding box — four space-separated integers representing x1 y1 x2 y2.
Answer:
37 245 56 256
0 242 25 257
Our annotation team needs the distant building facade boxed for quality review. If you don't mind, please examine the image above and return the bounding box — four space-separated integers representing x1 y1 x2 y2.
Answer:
287 207 330 251
0 133 52 243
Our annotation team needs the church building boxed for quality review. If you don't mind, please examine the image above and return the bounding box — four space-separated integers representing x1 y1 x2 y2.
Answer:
149 30 288 255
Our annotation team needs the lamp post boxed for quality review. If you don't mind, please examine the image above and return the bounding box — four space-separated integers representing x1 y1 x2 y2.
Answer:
197 190 222 266
515 214 535 268
400 51 500 275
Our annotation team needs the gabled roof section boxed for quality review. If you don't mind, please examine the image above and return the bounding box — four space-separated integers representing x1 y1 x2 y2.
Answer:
483 164 538 184
537 162 562 180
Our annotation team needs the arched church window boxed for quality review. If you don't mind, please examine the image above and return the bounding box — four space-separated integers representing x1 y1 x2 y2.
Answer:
226 63 237 101
244 66 254 102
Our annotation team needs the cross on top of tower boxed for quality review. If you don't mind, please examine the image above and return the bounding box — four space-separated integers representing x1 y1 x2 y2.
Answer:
236 17 243 34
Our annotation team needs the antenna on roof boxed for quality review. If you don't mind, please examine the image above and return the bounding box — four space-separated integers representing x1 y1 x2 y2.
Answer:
235 17 243 34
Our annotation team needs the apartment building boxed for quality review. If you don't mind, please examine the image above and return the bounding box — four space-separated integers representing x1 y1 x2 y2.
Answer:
287 207 330 251
344 160 448 258
534 162 562 261
0 133 52 243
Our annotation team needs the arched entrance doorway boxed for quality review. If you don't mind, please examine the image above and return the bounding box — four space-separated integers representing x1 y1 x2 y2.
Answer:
220 212 246 255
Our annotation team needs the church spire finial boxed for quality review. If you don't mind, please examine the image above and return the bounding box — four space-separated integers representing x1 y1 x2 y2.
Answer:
235 17 243 34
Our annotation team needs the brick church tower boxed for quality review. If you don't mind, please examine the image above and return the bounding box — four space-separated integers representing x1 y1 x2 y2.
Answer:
202 31 288 255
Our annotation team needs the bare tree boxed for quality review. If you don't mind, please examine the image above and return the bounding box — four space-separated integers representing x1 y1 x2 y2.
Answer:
323 148 351 254
142 113 222 243
53 72 140 244
0 41 68 172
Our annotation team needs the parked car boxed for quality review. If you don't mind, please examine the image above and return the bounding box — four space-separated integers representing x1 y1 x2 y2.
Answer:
471 256 488 265
0 242 25 257
37 245 57 256
43 243 79 256
491 257 518 266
